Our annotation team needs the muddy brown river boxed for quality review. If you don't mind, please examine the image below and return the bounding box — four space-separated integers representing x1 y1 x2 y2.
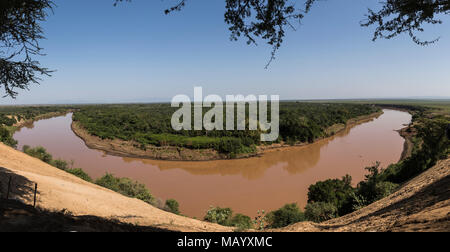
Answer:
13 109 411 218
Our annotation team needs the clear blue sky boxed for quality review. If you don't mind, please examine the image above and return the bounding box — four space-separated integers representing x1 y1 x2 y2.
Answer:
3 0 450 104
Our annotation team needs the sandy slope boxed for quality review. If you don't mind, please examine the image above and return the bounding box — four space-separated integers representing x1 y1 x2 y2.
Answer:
0 143 231 232
277 158 450 232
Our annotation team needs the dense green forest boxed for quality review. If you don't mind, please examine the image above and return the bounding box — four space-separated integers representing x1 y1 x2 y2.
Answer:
73 103 380 156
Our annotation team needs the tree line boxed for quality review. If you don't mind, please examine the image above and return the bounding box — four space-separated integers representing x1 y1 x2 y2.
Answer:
73 103 380 156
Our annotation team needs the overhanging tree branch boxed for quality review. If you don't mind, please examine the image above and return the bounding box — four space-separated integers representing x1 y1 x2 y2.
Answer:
361 0 450 46
115 0 449 67
0 0 54 98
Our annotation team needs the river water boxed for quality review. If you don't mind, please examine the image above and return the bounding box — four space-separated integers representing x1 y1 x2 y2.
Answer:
13 109 411 218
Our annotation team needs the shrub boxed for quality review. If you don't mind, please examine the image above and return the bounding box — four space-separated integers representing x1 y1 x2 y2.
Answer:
66 168 92 182
50 159 69 170
95 173 154 205
204 206 233 226
350 191 369 212
165 199 180 215
266 203 305 228
374 181 399 200
230 214 253 230
354 162 400 209
0 126 17 148
254 210 268 230
305 202 338 223
357 162 383 203
307 175 354 215
23 145 53 163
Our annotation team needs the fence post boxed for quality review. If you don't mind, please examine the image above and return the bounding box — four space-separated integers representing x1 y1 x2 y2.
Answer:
6 176 12 200
33 183 38 208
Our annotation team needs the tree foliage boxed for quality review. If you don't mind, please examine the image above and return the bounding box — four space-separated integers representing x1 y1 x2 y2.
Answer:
0 0 54 98
165 199 180 214
1 1 448 97
0 126 17 147
95 173 155 205
266 203 305 228
307 175 354 215
115 0 449 66
304 202 338 223
204 206 233 225
73 103 379 156
362 0 450 46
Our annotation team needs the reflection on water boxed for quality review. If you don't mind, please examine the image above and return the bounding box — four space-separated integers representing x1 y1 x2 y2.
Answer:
13 110 411 218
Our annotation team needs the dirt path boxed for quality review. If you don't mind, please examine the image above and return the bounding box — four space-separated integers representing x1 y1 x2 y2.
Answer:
0 143 231 232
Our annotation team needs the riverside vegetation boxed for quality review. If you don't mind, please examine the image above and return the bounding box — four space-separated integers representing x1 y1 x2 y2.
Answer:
1 102 448 230
72 103 380 158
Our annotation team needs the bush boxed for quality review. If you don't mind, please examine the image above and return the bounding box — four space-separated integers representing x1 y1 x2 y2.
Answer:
66 168 92 182
95 173 154 205
0 126 17 148
266 203 305 228
165 199 180 215
23 145 53 163
50 159 69 170
353 163 400 210
204 206 233 226
374 181 399 200
230 214 253 230
307 175 354 215
305 202 338 223
357 162 399 202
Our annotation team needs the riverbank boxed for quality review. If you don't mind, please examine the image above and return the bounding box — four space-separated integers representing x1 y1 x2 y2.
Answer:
71 110 385 161
398 125 416 161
